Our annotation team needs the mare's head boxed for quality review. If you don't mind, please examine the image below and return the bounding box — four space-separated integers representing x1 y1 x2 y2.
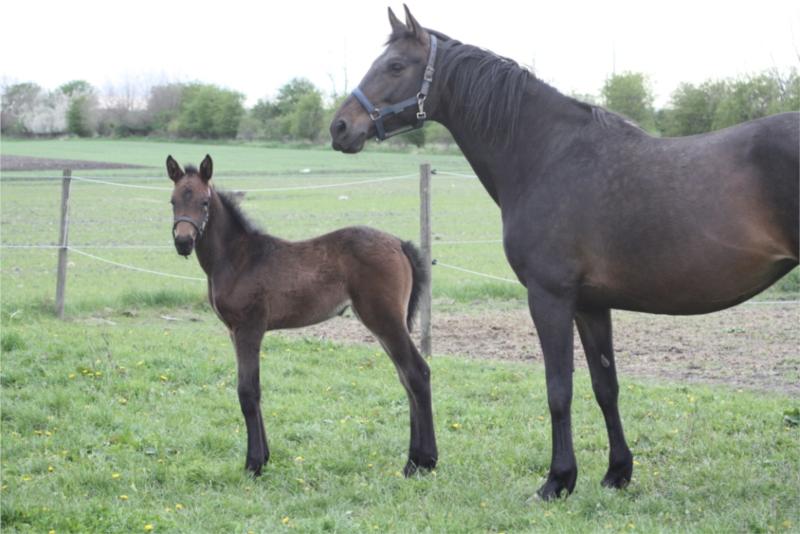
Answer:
331 5 438 153
166 154 213 257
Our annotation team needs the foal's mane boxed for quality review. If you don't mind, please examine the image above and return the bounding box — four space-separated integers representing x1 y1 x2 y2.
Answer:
216 189 263 236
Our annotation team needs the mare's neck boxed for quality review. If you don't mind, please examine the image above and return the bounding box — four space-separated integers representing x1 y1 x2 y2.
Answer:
429 43 590 205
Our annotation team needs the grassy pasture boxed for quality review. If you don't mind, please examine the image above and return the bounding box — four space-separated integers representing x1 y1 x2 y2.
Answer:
1 308 798 533
1 139 798 532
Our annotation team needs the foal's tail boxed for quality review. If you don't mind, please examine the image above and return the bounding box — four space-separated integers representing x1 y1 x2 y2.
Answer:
400 240 429 332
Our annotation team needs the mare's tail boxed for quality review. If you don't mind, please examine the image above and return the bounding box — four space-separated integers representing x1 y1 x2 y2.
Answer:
400 240 429 331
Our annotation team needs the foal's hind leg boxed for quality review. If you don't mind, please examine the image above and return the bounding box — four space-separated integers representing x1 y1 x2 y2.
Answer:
354 301 437 476
575 308 633 489
232 328 269 475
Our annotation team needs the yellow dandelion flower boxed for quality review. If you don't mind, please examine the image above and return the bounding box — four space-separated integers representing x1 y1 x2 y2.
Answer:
294 456 304 462
144 524 154 532
111 473 121 479
49 530 56 534
68 373 76 379
281 516 290 525
175 503 184 510
21 475 32 482
48 465 54 472
119 495 128 501
450 422 461 430
159 375 168 381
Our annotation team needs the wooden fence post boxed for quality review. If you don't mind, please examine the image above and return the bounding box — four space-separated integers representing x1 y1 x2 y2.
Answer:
55 169 72 319
419 163 432 357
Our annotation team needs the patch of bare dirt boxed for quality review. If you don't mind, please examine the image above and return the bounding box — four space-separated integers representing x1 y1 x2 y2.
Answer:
1 155 145 171
280 302 800 395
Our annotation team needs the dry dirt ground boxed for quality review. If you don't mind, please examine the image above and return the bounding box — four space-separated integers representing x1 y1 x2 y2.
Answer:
281 301 800 395
1 155 144 171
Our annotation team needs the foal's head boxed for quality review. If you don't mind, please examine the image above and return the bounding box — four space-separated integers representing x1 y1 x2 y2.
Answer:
330 5 436 153
166 154 213 257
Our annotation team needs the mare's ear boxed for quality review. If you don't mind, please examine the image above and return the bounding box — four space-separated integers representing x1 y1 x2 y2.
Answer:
166 155 184 182
388 6 407 38
403 4 428 44
199 154 213 183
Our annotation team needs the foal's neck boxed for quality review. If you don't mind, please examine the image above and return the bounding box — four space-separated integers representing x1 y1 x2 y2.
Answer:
194 189 240 277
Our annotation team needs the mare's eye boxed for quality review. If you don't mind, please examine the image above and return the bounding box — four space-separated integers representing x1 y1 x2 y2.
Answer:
389 62 405 73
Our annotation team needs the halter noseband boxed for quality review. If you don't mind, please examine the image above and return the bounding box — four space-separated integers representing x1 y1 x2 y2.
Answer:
172 193 210 240
351 34 438 141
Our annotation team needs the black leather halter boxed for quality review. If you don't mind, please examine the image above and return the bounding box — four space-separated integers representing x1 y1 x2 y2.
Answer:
351 34 438 141
172 201 209 239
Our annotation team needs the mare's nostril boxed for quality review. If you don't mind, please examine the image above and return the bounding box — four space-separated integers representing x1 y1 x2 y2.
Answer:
335 119 347 134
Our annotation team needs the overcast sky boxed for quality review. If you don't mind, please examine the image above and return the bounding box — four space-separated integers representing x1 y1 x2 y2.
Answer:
2 0 798 107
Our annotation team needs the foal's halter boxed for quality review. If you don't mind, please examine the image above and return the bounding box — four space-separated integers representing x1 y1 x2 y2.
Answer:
351 34 438 141
172 191 210 240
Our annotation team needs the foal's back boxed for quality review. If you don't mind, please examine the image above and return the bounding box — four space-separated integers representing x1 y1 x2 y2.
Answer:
253 226 413 331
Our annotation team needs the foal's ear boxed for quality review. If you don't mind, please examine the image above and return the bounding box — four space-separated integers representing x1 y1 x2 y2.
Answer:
199 154 213 183
403 4 428 43
166 155 184 182
388 7 407 38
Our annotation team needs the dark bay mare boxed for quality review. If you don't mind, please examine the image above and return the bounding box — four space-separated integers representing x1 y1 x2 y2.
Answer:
167 155 437 476
330 7 799 499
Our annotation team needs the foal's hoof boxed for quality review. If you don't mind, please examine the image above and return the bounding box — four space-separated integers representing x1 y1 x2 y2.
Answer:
536 469 577 501
403 456 437 477
601 458 633 489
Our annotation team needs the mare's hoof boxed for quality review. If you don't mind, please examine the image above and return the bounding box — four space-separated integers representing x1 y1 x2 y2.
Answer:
536 468 577 501
601 458 633 489
403 455 437 477
245 455 269 477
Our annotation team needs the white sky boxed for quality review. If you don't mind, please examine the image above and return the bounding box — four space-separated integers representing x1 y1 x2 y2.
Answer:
2 0 798 108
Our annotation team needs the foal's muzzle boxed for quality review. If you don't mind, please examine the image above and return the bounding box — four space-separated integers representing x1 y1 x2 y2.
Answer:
174 234 194 257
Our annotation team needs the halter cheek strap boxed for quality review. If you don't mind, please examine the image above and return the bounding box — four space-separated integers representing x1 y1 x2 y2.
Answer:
352 34 438 141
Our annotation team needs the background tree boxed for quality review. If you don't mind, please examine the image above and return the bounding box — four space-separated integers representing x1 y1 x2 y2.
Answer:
251 78 324 140
712 71 798 130
600 72 656 132
146 83 185 134
59 80 97 137
658 81 726 136
174 84 245 138
288 91 325 141
1 82 42 134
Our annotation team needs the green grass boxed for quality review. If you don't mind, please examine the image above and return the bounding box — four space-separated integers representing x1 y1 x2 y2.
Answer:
1 308 798 533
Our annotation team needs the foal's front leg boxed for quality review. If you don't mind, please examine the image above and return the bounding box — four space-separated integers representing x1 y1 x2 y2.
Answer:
232 328 269 475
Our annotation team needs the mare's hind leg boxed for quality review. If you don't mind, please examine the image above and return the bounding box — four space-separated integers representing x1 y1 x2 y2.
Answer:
353 301 437 476
575 308 632 489
232 328 269 475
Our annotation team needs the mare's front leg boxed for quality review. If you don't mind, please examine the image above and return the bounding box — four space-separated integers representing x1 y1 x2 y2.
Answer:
575 308 632 489
528 286 578 500
232 328 269 475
